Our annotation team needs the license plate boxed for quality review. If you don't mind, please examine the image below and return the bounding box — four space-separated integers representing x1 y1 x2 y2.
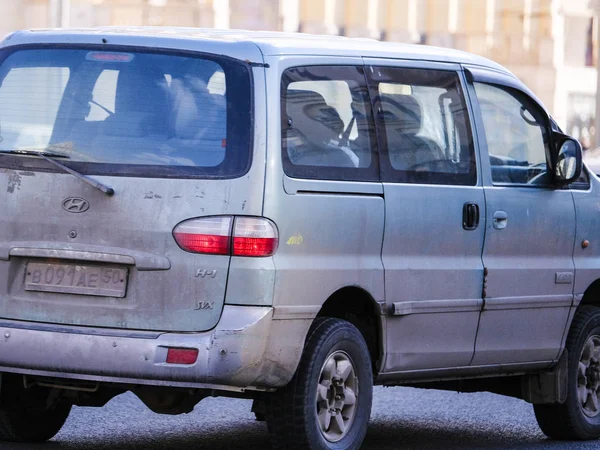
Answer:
25 262 128 298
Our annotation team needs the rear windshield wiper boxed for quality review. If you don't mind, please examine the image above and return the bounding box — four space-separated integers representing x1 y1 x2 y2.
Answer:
0 149 115 196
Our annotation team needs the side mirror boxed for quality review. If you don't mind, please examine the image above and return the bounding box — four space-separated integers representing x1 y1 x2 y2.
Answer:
553 133 582 184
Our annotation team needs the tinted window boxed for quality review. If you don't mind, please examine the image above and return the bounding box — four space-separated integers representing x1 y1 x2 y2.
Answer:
0 67 70 149
475 83 550 185
0 48 252 179
281 66 378 181
87 69 118 121
368 67 476 185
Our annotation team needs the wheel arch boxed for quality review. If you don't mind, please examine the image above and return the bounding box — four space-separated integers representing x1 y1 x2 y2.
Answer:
579 279 600 308
315 286 384 373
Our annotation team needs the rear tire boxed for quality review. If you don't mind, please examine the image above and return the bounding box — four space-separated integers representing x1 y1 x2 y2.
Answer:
0 375 72 442
266 317 373 450
534 306 600 440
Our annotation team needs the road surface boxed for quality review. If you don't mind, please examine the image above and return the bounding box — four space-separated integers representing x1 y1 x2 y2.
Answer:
3 386 599 449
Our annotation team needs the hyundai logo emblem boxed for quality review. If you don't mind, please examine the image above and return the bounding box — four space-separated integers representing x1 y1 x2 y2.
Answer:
62 197 90 213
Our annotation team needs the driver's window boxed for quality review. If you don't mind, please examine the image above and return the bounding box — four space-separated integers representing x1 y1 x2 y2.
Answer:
474 83 549 185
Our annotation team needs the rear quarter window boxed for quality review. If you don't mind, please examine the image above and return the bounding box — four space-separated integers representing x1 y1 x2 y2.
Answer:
281 65 379 182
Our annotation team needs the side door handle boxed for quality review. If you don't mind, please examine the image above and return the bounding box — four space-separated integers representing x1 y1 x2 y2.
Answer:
493 210 508 230
463 202 480 230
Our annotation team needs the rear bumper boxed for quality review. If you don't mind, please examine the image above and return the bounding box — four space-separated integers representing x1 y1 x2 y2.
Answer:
0 306 310 391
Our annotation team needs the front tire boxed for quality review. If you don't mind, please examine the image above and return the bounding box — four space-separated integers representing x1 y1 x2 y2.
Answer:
0 374 72 442
266 318 373 450
534 306 600 440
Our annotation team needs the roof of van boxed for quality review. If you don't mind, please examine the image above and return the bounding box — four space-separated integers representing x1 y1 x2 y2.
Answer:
2 27 511 75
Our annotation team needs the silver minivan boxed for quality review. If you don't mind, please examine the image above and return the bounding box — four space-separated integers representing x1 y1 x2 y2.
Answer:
0 27 596 450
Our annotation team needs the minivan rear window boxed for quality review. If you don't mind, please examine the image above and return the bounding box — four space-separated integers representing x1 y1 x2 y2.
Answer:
0 47 252 178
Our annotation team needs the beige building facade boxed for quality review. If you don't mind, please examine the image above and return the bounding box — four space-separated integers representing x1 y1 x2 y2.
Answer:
0 0 596 145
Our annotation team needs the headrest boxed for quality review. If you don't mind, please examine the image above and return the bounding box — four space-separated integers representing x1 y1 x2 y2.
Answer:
176 59 222 85
114 68 169 114
171 78 226 140
379 94 422 136
285 89 344 143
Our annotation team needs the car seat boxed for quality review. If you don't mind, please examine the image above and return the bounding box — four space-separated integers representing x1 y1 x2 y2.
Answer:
283 89 357 168
379 94 444 170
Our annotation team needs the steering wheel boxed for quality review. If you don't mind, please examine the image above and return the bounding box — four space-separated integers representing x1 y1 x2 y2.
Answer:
527 165 550 185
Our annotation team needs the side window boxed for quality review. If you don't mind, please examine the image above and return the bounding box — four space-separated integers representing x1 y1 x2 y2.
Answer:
281 65 378 181
474 83 550 185
207 70 226 95
368 67 476 185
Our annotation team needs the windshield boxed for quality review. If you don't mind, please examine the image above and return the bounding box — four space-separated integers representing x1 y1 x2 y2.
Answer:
0 47 252 178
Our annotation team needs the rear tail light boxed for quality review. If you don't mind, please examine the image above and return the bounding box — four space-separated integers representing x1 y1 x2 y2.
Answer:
173 216 278 257
233 217 278 257
173 216 232 255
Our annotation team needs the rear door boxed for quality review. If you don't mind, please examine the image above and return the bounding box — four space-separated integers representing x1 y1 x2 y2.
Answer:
0 46 263 332
364 59 485 372
465 68 576 365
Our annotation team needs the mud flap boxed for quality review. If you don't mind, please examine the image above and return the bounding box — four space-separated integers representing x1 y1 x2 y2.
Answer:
521 350 568 404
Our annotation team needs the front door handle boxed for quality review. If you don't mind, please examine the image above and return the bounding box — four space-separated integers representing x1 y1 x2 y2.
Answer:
463 202 480 230
493 210 508 230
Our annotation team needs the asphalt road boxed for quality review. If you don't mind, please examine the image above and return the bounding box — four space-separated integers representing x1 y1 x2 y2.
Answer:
3 386 599 450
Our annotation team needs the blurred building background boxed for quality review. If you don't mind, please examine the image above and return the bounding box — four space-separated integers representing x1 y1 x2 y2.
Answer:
0 0 598 148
